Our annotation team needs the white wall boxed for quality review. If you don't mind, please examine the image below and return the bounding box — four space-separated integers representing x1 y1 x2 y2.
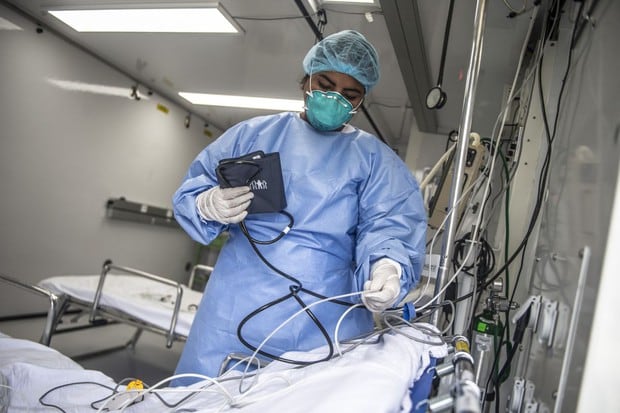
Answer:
577 160 620 410
0 5 217 316
404 116 445 172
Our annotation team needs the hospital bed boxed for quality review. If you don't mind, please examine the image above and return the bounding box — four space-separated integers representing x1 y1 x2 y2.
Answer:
0 263 482 412
0 260 211 351
0 322 456 413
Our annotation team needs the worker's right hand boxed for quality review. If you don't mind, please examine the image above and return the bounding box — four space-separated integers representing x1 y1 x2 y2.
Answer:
196 185 254 224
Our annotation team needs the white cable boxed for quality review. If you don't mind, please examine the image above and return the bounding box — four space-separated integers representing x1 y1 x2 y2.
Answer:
238 290 366 393
503 0 527 14
95 373 233 413
382 314 445 346
228 374 293 408
333 303 364 357
439 299 456 335
408 262 434 305
420 143 457 190
418 240 478 313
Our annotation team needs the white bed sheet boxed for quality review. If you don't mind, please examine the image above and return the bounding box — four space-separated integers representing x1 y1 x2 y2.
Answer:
38 275 202 337
0 333 117 413
0 325 447 413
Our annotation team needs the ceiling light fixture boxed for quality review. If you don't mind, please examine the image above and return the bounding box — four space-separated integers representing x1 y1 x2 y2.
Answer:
47 78 150 100
179 92 304 112
46 3 242 33
308 0 380 14
0 16 22 30
320 0 378 4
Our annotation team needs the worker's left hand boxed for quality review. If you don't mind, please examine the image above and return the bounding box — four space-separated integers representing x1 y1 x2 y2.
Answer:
362 258 402 313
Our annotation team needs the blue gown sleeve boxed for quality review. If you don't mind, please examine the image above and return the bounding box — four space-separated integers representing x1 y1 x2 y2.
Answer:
172 150 226 245
172 122 256 245
354 144 427 304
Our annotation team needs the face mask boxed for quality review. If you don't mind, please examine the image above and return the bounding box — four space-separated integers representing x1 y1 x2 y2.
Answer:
305 90 356 132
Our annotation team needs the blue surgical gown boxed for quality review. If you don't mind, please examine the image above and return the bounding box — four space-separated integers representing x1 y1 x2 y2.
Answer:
172 112 427 384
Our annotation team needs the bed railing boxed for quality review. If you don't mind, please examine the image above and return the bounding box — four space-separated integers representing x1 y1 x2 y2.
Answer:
188 264 214 291
0 273 61 346
90 259 184 348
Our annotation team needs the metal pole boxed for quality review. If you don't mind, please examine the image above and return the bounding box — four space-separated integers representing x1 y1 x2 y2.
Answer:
431 0 488 325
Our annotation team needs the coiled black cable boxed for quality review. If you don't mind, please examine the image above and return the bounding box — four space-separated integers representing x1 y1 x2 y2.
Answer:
235 210 361 367
451 232 496 281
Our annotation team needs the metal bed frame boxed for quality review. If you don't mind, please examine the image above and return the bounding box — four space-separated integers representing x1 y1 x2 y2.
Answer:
0 260 213 352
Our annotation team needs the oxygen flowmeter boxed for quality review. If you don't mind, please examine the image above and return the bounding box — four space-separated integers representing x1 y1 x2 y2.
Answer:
472 309 502 386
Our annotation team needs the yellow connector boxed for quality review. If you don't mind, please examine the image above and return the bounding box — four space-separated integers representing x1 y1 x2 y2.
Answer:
126 379 144 390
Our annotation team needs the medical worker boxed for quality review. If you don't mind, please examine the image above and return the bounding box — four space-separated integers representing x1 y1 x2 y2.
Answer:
172 30 427 384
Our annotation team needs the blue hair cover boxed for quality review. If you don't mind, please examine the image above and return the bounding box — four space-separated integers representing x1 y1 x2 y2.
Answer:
302 30 380 92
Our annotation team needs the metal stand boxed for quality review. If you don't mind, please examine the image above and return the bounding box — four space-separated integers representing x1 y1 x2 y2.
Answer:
431 0 489 326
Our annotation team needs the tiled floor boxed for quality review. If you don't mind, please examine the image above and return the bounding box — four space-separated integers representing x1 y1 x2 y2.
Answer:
0 316 184 386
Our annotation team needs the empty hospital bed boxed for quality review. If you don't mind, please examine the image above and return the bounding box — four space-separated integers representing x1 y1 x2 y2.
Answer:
0 260 212 350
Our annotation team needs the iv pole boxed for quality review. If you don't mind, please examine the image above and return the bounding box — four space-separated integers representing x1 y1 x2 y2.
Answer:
431 0 488 326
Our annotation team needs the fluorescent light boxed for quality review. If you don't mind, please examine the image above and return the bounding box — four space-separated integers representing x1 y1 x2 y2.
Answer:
47 78 150 100
309 0 378 13
320 0 378 4
0 16 22 30
47 5 242 33
179 92 304 112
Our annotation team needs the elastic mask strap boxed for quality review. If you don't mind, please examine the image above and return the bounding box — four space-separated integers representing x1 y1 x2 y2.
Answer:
350 97 364 115
304 73 314 108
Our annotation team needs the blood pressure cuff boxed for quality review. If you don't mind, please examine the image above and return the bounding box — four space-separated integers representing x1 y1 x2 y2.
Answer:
216 151 287 214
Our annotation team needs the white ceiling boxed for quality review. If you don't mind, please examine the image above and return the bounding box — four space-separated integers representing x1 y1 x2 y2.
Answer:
3 0 534 156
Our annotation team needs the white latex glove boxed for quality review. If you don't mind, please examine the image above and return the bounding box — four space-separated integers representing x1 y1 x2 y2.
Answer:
362 258 402 313
196 185 254 224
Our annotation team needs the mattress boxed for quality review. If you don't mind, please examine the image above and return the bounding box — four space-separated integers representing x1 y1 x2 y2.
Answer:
38 274 202 337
